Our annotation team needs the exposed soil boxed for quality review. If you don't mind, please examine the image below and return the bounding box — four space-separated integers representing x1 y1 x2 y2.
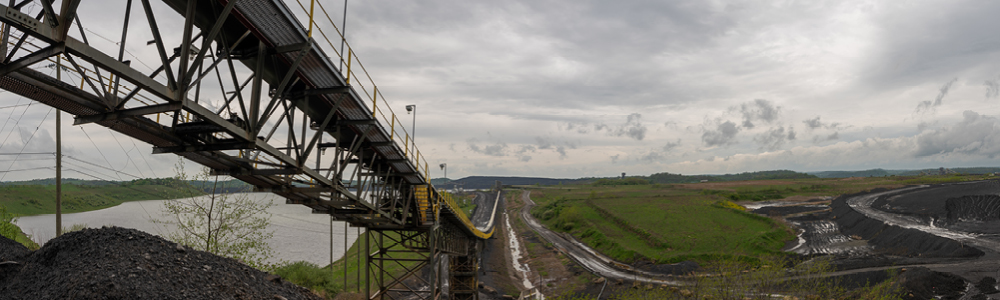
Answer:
0 227 321 300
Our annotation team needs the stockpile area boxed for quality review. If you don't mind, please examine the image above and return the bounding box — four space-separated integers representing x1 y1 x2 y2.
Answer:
0 227 321 300
830 190 984 258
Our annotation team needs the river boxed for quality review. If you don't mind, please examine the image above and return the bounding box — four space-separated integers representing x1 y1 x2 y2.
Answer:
14 193 361 266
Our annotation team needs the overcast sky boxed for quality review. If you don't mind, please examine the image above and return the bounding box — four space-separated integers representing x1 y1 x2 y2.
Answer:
2 0 1000 181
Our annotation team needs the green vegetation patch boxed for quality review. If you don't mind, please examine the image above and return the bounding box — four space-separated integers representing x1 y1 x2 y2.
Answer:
272 230 421 299
527 174 991 265
0 178 204 216
529 186 794 264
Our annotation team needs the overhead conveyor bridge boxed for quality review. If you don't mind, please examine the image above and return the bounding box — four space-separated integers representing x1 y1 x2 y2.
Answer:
0 0 497 299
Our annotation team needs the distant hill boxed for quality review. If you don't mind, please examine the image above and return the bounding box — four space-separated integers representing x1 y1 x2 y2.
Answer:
808 169 897 178
809 167 1000 178
646 170 816 184
2 177 252 194
438 176 590 189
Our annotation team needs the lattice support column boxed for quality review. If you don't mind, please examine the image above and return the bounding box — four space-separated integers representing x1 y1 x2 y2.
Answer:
449 240 480 300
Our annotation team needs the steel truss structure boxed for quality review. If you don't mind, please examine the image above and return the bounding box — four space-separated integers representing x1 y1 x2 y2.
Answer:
0 0 495 299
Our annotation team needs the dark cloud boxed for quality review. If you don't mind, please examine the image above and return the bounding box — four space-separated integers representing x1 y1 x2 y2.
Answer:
753 126 792 151
916 110 1000 157
861 2 1000 90
803 117 823 129
610 154 620 164
662 139 681 151
734 99 779 129
702 121 740 147
467 138 508 156
802 116 842 131
534 136 574 158
787 126 796 141
612 113 647 141
915 78 957 113
562 113 647 141
515 145 536 162
986 75 1000 99
535 136 554 150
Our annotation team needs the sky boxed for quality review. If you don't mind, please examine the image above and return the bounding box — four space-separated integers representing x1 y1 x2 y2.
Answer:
2 0 1000 181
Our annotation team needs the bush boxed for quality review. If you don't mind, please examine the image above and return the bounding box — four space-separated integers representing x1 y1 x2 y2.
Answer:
272 261 338 296
0 205 18 241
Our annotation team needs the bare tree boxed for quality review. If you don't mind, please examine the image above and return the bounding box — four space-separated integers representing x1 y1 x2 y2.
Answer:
153 159 275 269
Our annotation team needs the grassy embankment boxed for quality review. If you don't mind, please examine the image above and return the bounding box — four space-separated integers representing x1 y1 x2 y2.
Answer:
0 179 205 249
272 230 425 299
526 174 991 265
455 192 478 216
0 180 205 216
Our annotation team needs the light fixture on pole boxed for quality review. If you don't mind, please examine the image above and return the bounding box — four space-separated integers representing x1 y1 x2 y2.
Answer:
405 104 416 157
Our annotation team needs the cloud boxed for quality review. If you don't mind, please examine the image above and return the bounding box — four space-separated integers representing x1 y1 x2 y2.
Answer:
802 116 842 131
787 126 796 141
753 126 794 151
702 121 740 147
467 138 508 156
515 145 536 162
986 75 1000 99
534 136 575 158
663 139 681 151
915 78 957 113
915 110 1000 157
563 113 648 141
734 99 780 129
610 154 620 164
612 113 647 141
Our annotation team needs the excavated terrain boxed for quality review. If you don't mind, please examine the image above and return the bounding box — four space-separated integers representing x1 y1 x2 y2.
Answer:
0 227 322 300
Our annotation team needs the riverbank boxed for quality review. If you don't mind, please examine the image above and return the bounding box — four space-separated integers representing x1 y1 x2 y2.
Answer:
0 182 203 216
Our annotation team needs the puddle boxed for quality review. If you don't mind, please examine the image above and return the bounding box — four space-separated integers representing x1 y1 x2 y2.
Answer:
505 212 535 290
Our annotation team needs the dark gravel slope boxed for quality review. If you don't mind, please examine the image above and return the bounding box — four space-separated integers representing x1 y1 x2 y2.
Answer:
0 227 321 300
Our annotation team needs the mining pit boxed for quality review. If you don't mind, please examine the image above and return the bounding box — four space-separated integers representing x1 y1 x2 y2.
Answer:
753 180 1000 299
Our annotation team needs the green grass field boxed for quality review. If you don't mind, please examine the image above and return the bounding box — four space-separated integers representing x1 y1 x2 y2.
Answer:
0 183 204 216
527 174 993 264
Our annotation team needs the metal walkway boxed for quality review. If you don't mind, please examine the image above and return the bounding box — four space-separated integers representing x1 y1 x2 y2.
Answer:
0 0 495 299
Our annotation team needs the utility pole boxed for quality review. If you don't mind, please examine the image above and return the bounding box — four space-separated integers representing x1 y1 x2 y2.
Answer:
55 55 62 237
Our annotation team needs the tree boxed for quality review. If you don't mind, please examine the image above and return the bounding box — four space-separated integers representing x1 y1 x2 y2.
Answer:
1 205 19 240
153 159 275 269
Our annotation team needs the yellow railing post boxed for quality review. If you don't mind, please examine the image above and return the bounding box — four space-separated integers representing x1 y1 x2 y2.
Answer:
389 115 395 140
307 0 316 37
404 134 409 157
371 86 378 118
345 49 353 84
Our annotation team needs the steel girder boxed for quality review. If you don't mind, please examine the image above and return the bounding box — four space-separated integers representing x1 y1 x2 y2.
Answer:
0 1 487 299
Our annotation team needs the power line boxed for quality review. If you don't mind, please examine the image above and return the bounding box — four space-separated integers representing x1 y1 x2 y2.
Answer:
78 126 123 181
108 127 146 178
0 107 53 181
0 103 33 110
65 156 141 179
0 100 33 153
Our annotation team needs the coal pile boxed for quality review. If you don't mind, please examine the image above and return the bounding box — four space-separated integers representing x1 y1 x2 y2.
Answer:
0 226 322 300
831 191 984 258
945 195 1000 222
